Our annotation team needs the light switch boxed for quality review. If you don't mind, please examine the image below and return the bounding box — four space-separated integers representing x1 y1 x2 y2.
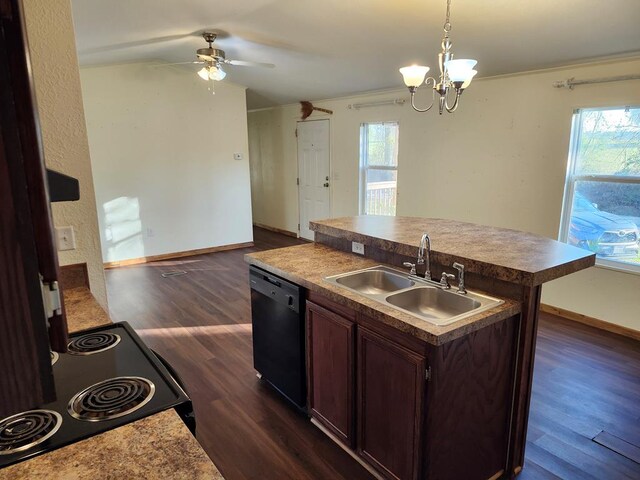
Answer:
56 226 76 251
233 153 243 160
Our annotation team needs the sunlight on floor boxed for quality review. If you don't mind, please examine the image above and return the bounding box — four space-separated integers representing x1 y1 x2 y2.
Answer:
136 324 252 337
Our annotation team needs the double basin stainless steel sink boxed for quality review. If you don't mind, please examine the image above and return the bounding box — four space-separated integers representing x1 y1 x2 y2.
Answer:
324 266 503 326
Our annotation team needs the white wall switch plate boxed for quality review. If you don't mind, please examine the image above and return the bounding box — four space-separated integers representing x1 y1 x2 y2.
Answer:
352 241 365 255
233 153 243 160
55 226 76 251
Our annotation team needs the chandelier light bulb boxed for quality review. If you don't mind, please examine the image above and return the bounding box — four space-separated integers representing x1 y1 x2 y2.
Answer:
461 69 477 89
399 65 430 88
444 59 477 82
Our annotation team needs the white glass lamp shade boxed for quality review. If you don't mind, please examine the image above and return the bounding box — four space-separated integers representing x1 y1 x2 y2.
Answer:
461 70 477 89
209 66 226 81
444 59 477 82
197 67 210 81
399 65 430 87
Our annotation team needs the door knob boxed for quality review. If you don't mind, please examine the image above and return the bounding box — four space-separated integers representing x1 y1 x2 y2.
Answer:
323 182 330 187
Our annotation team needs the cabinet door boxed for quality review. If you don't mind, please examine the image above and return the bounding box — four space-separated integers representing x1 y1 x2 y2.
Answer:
306 301 355 447
357 326 426 480
1 0 63 416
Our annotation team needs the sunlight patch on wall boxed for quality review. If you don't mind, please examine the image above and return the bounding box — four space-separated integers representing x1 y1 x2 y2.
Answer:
103 196 144 262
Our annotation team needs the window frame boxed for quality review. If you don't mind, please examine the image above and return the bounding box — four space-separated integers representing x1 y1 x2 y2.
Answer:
559 106 640 275
359 121 400 216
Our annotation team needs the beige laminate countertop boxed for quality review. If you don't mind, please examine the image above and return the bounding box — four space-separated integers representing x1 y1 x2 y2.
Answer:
311 216 596 286
0 287 224 480
246 243 521 345
64 287 112 332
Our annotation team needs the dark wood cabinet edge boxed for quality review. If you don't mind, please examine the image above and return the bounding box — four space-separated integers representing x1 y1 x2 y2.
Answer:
356 326 426 480
357 312 429 356
307 290 357 321
310 408 352 448
306 300 356 448
3 0 68 351
307 290 429 356
506 286 541 477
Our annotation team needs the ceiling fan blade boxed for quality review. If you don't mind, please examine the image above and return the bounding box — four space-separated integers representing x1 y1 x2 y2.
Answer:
149 61 204 68
79 32 202 55
226 59 275 68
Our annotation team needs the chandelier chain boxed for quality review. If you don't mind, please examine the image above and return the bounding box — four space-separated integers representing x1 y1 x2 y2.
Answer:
443 0 452 34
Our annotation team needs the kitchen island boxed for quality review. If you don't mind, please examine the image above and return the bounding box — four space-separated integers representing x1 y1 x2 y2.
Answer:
245 216 595 480
0 287 224 480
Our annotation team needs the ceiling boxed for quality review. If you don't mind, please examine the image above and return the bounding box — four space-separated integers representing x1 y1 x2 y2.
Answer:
71 0 640 109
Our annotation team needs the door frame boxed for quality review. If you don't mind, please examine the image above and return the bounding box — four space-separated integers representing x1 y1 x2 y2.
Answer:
296 117 331 239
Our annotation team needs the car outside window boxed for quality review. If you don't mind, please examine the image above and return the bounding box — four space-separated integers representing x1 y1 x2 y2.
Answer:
359 122 399 216
559 106 640 274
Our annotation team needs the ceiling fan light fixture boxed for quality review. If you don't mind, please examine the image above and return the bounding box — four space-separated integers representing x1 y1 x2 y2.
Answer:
209 65 226 81
197 67 210 81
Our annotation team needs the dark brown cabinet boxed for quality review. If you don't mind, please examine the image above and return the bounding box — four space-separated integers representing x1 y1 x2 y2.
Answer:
306 300 355 447
1 0 68 417
305 291 517 480
357 326 425 480
306 293 428 479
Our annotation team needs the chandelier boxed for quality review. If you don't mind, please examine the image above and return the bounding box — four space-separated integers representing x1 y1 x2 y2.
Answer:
399 0 477 114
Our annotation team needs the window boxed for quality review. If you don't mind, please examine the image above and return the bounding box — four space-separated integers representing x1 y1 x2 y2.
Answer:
359 122 399 216
559 106 640 273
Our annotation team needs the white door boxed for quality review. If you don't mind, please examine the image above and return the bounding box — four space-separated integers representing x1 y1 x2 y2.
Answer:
297 119 330 240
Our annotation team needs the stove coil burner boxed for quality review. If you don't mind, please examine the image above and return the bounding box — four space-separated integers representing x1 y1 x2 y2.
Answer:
68 377 155 422
67 332 121 355
0 410 62 455
50 351 59 365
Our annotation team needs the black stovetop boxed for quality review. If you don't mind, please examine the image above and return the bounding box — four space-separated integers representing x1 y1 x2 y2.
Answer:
0 322 191 468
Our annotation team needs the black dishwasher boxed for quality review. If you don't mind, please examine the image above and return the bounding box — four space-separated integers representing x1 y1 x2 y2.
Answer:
250 266 306 410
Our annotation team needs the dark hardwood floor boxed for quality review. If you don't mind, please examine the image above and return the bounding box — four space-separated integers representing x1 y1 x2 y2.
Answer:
105 227 640 480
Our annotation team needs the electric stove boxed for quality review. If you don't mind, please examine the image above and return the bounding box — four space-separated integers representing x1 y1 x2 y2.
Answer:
0 322 194 468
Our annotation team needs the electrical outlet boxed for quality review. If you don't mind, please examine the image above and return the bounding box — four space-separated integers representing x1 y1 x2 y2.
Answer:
352 241 365 255
56 226 76 251
233 153 243 160
146 227 154 237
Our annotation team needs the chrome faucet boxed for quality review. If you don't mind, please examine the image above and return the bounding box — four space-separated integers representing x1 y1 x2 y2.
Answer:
452 262 467 294
417 233 432 280
440 272 455 289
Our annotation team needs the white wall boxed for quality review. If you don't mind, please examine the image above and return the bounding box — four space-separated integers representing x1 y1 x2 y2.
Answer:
23 0 108 308
80 63 253 263
247 57 640 331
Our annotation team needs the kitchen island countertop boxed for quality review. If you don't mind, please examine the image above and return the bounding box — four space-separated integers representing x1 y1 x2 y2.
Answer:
0 287 224 480
311 216 596 286
246 242 521 345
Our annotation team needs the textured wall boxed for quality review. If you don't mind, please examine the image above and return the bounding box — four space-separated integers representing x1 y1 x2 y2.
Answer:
22 0 108 308
80 62 253 263
248 57 640 332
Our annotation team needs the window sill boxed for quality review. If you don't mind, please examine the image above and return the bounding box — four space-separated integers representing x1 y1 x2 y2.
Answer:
594 258 640 276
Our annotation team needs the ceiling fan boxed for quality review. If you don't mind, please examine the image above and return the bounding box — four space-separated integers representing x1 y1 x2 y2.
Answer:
160 32 275 90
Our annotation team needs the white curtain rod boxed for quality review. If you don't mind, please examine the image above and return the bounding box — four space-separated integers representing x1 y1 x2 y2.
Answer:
347 99 406 109
552 74 640 89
